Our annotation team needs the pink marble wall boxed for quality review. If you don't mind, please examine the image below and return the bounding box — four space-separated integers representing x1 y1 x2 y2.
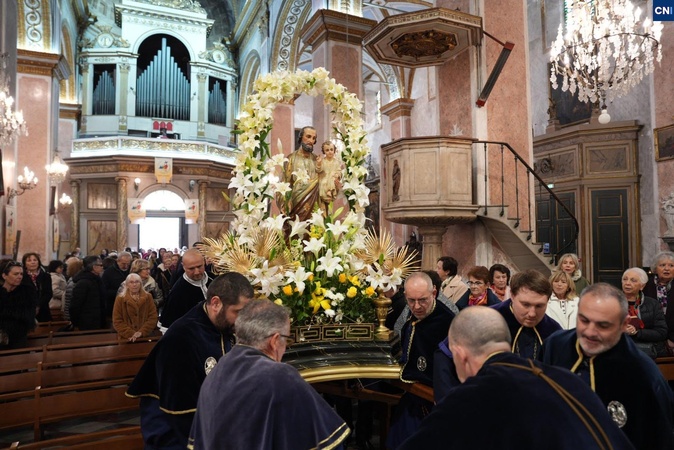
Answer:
437 51 473 137
441 223 476 278
655 22 674 247
484 0 533 232
16 75 51 259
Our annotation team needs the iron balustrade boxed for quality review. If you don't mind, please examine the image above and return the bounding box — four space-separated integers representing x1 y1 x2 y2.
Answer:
475 140 579 265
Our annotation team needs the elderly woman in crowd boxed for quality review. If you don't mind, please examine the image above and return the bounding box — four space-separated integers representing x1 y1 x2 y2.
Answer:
556 253 590 295
117 259 163 310
643 251 674 313
545 271 578 330
113 273 157 342
489 264 511 301
456 266 500 310
623 267 667 358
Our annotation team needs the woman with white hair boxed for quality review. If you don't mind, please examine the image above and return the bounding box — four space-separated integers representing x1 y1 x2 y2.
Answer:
643 251 674 313
622 267 667 358
112 273 157 342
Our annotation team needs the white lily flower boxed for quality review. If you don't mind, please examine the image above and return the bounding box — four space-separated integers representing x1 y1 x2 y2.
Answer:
326 220 349 239
285 266 310 294
316 249 343 278
288 216 310 239
263 214 287 232
303 236 326 255
250 261 284 297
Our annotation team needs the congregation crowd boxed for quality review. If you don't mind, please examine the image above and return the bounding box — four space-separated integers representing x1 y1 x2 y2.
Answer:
1 246 674 449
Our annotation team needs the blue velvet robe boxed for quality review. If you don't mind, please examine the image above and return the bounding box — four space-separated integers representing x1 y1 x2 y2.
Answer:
188 345 349 449
126 301 233 450
492 299 561 359
401 352 635 449
541 329 674 450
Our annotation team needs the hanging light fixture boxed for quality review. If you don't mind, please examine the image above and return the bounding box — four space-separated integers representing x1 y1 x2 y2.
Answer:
549 1 663 123
45 152 69 184
0 53 27 148
59 193 73 207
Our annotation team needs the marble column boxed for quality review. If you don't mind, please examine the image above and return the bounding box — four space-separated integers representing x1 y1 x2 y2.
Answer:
197 72 208 138
118 62 130 132
381 98 415 142
299 9 375 141
70 180 80 252
116 177 128 250
198 180 208 239
16 50 61 257
227 80 237 131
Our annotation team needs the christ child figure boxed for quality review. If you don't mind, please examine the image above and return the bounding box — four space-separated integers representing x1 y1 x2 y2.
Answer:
318 141 343 213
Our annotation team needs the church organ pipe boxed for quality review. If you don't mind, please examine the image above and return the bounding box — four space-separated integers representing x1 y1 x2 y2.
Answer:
93 70 115 115
135 38 190 121
208 79 227 125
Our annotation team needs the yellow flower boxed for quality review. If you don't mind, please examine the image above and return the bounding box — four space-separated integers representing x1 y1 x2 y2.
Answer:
313 281 326 296
339 273 347 283
347 286 358 298
309 293 331 314
282 285 293 296
349 275 361 287
364 286 376 297
274 299 284 305
308 273 314 281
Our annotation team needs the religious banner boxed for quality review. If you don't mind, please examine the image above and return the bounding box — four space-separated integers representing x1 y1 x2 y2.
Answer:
185 199 199 224
155 157 173 184
4 205 16 256
128 198 146 224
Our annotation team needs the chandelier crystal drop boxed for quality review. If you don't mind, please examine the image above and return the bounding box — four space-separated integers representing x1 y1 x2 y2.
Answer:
549 0 663 113
0 53 27 148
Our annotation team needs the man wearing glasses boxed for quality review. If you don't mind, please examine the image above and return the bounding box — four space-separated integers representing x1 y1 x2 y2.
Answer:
127 272 253 450
189 299 350 449
387 271 455 448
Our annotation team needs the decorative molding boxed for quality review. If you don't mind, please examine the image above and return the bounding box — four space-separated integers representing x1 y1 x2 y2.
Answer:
17 49 61 76
272 0 311 71
300 9 377 49
59 102 81 120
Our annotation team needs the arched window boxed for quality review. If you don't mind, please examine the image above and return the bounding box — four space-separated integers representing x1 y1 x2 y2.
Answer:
142 190 185 211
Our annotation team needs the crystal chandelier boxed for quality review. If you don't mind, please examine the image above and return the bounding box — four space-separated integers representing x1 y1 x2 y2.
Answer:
0 53 27 148
46 152 69 184
549 0 663 124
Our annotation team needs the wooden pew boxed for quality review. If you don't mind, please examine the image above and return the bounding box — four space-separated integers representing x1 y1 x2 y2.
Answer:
10 425 143 449
26 329 119 347
29 321 71 336
656 356 674 381
0 338 157 437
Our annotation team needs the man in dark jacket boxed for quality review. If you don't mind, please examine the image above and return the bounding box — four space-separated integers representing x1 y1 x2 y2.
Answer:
541 283 674 450
160 249 210 328
101 251 131 320
70 256 105 330
400 306 634 450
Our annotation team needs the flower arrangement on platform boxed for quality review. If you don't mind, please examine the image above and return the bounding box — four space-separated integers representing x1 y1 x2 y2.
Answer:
201 68 418 326
202 209 417 325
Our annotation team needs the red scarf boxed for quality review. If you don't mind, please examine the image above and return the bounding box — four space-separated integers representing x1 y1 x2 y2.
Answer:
468 291 488 306
627 294 644 329
491 284 507 301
